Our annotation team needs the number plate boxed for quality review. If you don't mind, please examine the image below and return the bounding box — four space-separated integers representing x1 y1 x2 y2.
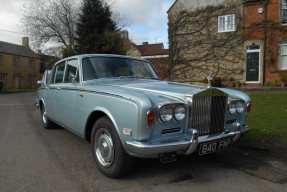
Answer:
199 137 233 155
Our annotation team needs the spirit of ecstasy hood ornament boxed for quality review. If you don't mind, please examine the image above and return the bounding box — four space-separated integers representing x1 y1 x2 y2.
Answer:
207 76 213 88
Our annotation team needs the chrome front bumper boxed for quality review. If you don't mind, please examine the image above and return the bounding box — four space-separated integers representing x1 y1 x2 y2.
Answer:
125 125 251 156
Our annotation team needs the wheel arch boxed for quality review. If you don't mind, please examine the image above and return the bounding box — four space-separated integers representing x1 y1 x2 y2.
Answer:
39 99 45 112
85 108 119 143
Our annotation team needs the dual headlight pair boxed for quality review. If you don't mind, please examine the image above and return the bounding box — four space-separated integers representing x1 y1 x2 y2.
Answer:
228 100 245 115
159 105 186 123
158 100 246 123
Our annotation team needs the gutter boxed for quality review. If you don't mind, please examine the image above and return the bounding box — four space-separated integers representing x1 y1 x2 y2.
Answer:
263 0 268 85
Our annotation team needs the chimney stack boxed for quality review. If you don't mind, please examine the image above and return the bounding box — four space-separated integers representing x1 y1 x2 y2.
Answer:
22 37 29 49
120 30 129 40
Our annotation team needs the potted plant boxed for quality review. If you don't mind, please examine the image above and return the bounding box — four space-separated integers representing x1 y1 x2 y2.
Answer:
279 72 287 87
227 77 235 88
235 80 241 88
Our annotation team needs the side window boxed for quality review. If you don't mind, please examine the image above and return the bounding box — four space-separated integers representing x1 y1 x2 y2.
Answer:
55 61 66 83
46 70 51 84
64 59 78 83
50 67 57 84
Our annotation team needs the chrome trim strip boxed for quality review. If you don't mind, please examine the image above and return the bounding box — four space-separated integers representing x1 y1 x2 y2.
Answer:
44 86 137 103
125 140 190 155
198 131 240 143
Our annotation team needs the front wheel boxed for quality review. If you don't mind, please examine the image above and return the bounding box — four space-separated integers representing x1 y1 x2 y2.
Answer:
40 104 55 129
91 117 133 178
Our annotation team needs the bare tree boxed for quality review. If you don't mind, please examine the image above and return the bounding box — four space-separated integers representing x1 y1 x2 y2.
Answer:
21 0 79 50
168 0 246 83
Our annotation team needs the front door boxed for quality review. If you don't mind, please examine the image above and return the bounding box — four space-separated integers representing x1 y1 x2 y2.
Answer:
246 51 260 82
15 76 20 89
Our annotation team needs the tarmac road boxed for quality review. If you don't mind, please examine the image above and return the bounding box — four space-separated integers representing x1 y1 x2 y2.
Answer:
0 92 287 192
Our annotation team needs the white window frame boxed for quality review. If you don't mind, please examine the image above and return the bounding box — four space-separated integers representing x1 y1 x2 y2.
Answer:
282 0 287 23
280 44 287 70
218 14 236 33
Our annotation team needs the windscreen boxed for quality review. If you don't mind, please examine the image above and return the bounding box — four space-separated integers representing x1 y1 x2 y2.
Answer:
82 57 159 81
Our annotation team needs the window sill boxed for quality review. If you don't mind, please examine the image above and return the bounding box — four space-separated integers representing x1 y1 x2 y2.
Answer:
218 30 236 33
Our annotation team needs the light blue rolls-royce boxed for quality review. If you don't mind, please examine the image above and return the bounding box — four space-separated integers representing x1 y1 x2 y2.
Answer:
36 54 251 178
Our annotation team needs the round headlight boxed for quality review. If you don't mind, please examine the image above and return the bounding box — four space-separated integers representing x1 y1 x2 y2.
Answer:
236 101 245 114
174 105 186 121
160 106 174 122
228 103 237 115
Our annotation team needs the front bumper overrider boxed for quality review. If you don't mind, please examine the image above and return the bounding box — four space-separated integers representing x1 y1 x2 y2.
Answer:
125 125 251 156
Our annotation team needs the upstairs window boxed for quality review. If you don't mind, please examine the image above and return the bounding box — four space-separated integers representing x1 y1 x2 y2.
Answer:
29 59 35 68
281 44 287 70
218 14 235 32
0 55 4 65
283 0 287 23
13 57 21 67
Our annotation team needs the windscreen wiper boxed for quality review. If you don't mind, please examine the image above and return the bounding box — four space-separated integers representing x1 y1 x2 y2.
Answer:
119 76 159 80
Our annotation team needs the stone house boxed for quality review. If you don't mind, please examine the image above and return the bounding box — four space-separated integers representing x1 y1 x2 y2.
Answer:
0 37 41 91
168 0 244 84
168 0 287 86
127 41 170 80
136 42 170 80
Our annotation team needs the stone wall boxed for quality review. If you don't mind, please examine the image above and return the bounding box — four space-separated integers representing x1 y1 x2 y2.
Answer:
168 0 245 84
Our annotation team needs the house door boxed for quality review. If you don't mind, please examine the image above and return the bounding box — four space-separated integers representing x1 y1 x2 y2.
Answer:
246 47 260 83
15 76 20 89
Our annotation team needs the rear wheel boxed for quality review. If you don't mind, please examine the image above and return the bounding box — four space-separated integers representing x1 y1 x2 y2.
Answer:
91 117 133 178
40 104 55 129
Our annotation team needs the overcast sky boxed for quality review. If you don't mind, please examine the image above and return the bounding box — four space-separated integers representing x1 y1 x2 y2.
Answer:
0 0 174 50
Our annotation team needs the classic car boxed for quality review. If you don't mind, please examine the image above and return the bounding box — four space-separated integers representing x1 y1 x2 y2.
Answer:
36 54 251 178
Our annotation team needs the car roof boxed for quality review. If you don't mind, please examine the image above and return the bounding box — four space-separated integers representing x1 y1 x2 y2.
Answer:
62 54 148 62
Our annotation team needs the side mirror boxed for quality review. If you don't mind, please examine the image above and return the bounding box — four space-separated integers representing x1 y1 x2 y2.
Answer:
37 80 43 85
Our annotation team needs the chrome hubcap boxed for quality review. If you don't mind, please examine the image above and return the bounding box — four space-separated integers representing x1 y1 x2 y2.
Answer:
95 128 114 167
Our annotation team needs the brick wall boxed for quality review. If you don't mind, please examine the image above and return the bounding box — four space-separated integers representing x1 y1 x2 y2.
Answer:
244 0 287 83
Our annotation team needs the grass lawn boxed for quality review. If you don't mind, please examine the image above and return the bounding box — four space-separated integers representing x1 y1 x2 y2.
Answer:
243 92 287 142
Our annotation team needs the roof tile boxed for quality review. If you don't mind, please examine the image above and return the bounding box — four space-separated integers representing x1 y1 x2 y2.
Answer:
137 43 169 56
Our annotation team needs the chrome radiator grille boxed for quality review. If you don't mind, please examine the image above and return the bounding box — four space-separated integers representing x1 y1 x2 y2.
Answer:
190 96 227 136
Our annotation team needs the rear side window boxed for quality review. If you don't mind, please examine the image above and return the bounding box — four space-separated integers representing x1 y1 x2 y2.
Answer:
55 61 66 83
64 59 78 83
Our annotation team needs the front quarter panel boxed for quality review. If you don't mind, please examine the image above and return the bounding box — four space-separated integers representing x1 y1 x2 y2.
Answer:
73 90 150 145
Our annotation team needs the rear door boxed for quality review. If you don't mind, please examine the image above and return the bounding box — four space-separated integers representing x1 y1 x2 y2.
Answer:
46 61 66 121
56 58 79 130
